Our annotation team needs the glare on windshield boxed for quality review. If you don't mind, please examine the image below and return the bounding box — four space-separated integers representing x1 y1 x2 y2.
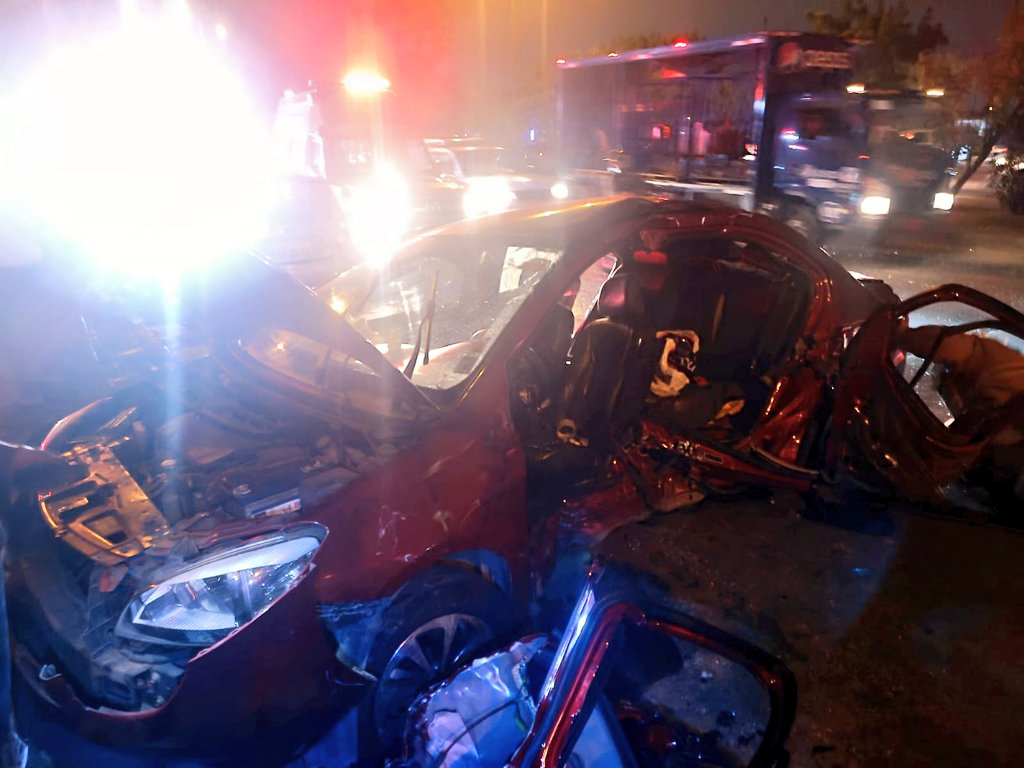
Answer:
323 237 563 390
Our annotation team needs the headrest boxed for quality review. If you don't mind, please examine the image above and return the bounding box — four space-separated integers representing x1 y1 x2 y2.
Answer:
597 274 644 317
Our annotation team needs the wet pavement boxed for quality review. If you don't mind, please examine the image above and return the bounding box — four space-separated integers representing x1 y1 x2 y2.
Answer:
601 496 1024 767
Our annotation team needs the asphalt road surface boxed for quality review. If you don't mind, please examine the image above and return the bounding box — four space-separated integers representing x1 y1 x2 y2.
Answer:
603 496 1022 767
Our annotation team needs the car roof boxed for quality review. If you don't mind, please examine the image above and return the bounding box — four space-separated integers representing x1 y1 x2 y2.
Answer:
400 194 880 327
417 195 722 239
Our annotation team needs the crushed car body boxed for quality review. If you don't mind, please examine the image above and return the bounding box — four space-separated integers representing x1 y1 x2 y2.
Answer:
3 194 1020 757
393 567 797 768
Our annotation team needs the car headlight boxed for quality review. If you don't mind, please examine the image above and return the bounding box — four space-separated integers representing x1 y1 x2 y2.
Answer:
116 524 325 647
463 177 515 218
932 192 955 211
347 163 413 262
860 195 891 216
550 180 570 200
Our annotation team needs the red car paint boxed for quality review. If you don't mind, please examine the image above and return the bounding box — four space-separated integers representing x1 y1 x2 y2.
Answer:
8 196 1016 755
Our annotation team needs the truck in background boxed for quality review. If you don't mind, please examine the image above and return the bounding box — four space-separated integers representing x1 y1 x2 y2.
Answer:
271 75 464 272
554 32 956 242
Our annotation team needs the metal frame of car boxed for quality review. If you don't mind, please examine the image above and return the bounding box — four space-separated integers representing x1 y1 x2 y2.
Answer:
828 283 1024 505
6 198 865 745
509 568 797 767
4 195 956 754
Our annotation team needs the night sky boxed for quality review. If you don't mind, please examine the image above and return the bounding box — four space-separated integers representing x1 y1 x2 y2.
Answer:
0 0 1015 134
541 0 1006 55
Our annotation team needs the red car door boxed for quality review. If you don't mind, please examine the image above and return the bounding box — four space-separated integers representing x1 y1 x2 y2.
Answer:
828 284 1024 507
506 569 797 768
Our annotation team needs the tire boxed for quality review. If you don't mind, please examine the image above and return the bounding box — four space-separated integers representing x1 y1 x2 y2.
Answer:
782 204 821 244
364 569 518 751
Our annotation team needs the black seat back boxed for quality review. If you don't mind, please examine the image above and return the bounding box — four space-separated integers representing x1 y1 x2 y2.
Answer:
557 275 657 449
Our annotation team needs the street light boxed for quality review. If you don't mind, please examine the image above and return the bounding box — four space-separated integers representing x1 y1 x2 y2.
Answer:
342 69 391 96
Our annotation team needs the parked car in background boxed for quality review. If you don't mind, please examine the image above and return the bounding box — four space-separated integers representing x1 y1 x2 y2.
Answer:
987 144 1010 165
992 152 1024 214
5 195 1019 762
276 87 466 263
427 139 571 218
250 174 354 288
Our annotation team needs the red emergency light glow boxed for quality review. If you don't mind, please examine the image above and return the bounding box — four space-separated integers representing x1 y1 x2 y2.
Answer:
607 52 619 58
673 39 688 48
555 57 566 65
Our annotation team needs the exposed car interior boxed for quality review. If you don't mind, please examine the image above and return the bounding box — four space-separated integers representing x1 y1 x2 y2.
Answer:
647 238 812 392
512 234 816 502
517 236 814 459
555 272 657 450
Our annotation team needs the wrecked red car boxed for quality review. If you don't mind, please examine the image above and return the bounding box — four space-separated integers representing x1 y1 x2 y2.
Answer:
393 566 796 768
4 195 1019 759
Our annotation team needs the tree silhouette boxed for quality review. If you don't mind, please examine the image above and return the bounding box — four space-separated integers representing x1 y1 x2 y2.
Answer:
807 1 948 89
950 7 1024 192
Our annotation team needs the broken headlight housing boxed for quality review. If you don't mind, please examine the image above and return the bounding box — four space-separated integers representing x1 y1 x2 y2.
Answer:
116 524 326 647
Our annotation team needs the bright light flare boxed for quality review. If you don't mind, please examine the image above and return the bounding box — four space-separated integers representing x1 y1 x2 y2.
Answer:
165 0 193 28
550 181 570 200
932 192 954 210
860 196 891 216
925 87 945 98
345 163 412 263
462 177 515 218
342 69 391 96
0 23 271 282
847 83 866 94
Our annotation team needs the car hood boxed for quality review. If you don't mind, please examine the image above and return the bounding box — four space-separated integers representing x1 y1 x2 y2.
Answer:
34 367 420 567
111 252 433 413
28 254 435 567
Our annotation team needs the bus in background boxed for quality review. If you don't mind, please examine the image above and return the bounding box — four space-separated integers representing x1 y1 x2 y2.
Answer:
554 32 955 242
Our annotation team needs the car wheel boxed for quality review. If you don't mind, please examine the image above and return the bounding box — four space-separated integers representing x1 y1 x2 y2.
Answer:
783 204 821 244
366 569 516 750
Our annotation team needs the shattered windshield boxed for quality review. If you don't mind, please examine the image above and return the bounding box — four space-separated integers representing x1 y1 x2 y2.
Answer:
321 234 564 390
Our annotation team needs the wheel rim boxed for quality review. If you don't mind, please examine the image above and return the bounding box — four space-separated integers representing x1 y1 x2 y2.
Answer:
374 613 494 739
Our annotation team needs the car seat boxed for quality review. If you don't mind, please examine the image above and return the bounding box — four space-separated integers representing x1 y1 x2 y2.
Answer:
556 274 658 451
